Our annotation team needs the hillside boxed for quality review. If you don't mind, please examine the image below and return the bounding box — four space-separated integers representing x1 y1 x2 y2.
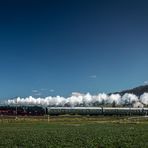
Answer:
114 85 148 96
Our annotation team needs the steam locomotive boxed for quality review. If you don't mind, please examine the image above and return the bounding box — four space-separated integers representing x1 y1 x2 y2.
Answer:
0 106 45 116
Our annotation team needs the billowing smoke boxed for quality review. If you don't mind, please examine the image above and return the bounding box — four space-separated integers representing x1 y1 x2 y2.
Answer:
7 92 148 107
120 93 138 105
140 93 148 105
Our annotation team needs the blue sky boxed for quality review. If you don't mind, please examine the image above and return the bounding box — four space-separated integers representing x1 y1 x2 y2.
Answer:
0 0 148 99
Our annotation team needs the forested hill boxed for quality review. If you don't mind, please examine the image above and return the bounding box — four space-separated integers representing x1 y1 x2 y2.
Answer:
113 85 148 96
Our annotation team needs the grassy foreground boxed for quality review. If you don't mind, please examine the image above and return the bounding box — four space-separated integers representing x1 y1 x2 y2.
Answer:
0 116 148 148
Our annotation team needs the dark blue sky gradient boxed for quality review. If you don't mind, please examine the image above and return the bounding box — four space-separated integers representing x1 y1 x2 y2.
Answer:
0 0 148 98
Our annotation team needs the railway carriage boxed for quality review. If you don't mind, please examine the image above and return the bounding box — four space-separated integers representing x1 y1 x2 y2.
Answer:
47 107 148 116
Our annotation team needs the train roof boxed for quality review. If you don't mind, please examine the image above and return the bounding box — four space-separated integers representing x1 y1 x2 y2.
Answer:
47 107 148 110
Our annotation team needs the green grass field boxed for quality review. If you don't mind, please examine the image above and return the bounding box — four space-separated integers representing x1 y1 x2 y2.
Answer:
0 116 148 148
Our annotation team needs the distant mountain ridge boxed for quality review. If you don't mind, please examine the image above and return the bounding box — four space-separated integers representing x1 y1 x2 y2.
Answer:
114 85 148 96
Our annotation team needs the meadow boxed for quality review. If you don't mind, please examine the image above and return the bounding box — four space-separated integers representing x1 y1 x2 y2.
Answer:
0 116 148 148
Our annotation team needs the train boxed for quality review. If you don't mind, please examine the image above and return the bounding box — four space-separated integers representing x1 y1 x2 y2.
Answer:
0 106 148 116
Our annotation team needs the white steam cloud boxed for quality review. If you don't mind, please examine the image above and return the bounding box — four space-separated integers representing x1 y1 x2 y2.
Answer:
140 93 148 105
7 92 148 107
